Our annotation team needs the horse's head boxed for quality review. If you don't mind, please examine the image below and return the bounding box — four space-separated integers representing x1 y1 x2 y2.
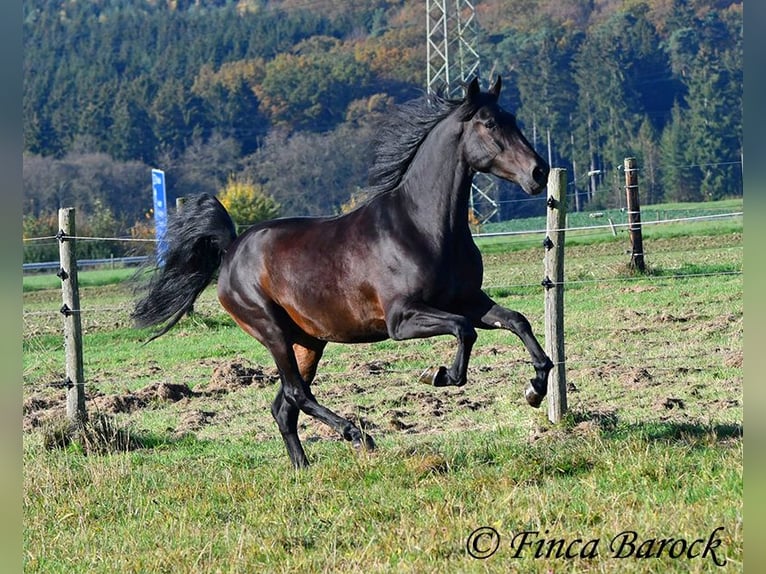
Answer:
461 77 549 195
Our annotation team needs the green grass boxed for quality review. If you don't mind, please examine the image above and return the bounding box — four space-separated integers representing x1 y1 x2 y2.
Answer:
479 197 742 235
23 424 742 573
22 201 743 573
474 197 743 254
22 267 140 292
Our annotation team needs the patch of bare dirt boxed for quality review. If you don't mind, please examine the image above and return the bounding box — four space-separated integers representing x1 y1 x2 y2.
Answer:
91 382 194 414
578 361 621 381
23 397 65 432
299 411 380 442
351 360 391 375
174 410 216 437
205 361 277 392
385 409 417 432
389 390 448 417
657 312 696 323
619 285 658 294
655 397 686 410
723 350 743 368
619 367 658 388
23 395 59 416
23 360 276 434
529 409 618 443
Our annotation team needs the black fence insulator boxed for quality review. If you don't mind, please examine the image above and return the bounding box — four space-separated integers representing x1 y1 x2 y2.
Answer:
56 267 68 281
55 229 68 243
543 236 554 250
48 378 74 390
60 304 72 317
541 276 554 290
546 196 557 209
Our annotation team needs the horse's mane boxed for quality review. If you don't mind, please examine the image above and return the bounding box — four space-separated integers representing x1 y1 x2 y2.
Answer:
365 89 477 196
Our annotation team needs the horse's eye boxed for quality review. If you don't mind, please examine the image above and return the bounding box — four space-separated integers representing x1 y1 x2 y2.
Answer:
485 119 496 130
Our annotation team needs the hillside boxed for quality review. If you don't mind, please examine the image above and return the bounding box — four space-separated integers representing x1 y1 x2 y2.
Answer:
23 0 742 257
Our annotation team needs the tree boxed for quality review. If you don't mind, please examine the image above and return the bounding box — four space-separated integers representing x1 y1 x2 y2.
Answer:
76 198 122 259
256 37 373 131
24 111 62 158
22 0 743 227
22 212 59 263
191 60 268 155
169 132 242 199
683 10 743 200
151 79 194 155
572 5 677 208
109 84 158 164
659 102 700 202
217 177 281 230
490 17 581 210
242 119 375 217
636 118 662 204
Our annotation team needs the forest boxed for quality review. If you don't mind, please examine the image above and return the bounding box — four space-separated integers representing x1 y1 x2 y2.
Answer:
22 0 743 260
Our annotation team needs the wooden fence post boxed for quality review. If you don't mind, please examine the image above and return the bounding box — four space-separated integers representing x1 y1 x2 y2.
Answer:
58 208 87 425
544 168 567 423
624 157 646 272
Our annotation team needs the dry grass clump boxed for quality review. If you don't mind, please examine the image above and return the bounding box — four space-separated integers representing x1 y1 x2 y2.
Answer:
41 412 142 454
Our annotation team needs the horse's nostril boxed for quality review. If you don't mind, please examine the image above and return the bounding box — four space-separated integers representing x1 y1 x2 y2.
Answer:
533 166 549 186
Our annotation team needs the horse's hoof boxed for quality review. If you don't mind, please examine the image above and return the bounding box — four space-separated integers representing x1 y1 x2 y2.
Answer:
525 384 544 408
352 434 376 452
419 366 449 387
291 458 310 471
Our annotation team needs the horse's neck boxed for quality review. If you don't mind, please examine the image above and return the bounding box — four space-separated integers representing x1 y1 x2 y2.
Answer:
397 118 474 238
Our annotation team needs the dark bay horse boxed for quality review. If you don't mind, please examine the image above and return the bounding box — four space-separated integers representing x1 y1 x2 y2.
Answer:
132 77 553 469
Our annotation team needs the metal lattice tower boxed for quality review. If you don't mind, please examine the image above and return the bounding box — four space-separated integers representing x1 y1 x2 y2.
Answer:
426 0 498 222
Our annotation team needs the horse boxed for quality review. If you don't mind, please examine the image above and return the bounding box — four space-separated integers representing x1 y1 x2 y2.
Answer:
132 76 553 469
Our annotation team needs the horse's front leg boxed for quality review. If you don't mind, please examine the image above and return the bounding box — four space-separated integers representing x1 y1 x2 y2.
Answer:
470 295 553 407
386 302 477 387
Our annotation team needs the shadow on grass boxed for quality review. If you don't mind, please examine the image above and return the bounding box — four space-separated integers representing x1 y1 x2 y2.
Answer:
569 408 742 446
622 421 743 444
40 412 212 455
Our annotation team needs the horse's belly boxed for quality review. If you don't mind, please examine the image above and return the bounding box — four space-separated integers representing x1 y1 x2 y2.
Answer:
280 291 389 343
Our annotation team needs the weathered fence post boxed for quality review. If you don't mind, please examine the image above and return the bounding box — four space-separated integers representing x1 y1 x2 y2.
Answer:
624 157 646 272
57 208 87 425
543 168 567 423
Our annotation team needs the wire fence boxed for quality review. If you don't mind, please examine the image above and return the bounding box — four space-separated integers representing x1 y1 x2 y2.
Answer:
22 210 743 390
22 210 743 259
473 211 742 238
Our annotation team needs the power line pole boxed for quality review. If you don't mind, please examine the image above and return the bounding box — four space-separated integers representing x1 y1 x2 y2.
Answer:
426 0 480 97
426 0 498 223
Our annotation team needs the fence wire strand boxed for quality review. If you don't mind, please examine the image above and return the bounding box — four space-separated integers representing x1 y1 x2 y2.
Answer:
22 211 743 246
23 208 743 393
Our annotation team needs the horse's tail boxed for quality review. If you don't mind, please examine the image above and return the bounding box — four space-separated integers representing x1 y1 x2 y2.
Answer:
131 193 237 342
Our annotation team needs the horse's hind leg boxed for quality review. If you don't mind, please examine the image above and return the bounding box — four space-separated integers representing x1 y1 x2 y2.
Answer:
293 341 326 386
269 337 375 467
270 341 327 469
221 293 373 467
472 297 553 408
271 386 309 469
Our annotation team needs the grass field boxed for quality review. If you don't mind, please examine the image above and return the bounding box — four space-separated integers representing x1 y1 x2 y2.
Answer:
23 202 743 573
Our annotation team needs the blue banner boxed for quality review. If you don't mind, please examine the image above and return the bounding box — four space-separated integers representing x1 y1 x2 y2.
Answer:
151 169 168 265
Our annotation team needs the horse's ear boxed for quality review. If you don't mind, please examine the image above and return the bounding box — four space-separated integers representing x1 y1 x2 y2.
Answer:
488 75 502 98
466 77 480 100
